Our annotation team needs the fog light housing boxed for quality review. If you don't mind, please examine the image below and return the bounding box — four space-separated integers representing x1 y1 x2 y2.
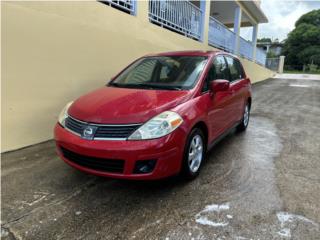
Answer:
133 160 157 174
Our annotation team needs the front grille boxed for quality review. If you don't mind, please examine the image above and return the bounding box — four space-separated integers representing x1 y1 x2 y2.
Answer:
65 116 141 139
65 117 84 135
60 146 125 173
95 125 140 138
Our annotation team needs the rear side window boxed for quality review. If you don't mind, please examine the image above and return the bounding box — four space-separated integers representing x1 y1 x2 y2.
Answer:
225 56 244 81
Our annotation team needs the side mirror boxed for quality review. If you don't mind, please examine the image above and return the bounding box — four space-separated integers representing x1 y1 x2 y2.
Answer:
210 79 230 93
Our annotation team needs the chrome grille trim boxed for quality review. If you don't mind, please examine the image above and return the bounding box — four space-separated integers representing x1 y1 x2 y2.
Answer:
64 115 141 140
68 115 141 127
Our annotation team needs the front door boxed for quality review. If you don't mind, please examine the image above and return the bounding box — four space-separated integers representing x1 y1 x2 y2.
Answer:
205 55 234 141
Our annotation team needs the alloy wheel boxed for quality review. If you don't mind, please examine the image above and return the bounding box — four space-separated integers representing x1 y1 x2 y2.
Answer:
188 134 203 173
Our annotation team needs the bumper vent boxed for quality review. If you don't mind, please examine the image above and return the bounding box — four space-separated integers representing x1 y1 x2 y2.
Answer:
60 146 125 173
65 116 141 139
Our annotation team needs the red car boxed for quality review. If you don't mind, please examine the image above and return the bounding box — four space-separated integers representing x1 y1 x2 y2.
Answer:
55 51 251 180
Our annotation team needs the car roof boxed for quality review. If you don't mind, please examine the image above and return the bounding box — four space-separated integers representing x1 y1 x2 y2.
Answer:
145 50 219 57
144 50 238 59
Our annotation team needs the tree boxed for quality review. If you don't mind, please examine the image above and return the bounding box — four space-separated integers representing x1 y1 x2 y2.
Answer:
295 9 320 27
281 9 320 70
257 37 272 43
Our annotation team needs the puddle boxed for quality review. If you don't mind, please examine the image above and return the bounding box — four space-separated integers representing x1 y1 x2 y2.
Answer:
161 117 319 239
289 84 311 88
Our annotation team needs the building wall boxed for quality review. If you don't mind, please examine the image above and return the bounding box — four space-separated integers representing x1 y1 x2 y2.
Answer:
1 1 274 152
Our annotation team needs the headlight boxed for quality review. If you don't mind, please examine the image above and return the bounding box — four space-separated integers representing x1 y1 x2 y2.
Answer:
128 111 183 140
58 101 73 127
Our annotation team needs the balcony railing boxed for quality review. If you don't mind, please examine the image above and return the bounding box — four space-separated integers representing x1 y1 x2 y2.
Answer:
256 48 267 66
100 0 136 15
239 36 253 60
209 16 266 66
208 17 235 53
103 0 267 67
149 0 203 41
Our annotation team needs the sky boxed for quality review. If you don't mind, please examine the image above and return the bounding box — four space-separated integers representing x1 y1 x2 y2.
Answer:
240 0 320 41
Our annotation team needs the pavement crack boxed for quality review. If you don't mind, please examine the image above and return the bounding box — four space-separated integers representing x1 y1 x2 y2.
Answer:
2 178 97 227
287 172 320 183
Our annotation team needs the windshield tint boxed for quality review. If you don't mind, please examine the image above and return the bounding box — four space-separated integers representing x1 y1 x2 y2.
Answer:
109 56 208 90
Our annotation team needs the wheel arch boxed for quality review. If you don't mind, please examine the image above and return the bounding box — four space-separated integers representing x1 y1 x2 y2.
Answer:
191 121 209 148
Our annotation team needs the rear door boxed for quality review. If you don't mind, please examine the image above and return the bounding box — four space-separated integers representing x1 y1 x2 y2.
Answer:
224 56 247 123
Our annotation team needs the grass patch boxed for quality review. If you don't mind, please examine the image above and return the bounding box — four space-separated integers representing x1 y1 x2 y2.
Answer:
283 70 320 75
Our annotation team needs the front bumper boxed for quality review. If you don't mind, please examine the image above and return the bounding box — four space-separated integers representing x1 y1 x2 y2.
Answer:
54 124 187 180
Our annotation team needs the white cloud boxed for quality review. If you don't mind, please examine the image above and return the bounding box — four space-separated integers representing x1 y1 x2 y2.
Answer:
240 0 320 41
259 0 320 40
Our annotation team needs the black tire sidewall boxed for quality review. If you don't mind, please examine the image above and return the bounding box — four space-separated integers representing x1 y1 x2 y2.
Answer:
181 128 206 179
237 102 250 132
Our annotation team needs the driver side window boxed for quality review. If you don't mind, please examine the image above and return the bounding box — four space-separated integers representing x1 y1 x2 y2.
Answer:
214 56 229 80
202 56 228 92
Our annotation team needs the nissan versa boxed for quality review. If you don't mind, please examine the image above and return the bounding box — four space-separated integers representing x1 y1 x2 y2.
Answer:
54 51 251 180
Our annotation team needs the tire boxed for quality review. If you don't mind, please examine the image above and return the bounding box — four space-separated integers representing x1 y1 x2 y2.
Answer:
181 128 206 180
237 102 250 132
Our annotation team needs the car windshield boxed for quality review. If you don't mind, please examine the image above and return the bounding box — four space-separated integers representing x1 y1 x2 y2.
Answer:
109 56 208 90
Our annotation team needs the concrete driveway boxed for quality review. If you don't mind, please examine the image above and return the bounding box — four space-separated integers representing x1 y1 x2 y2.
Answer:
2 76 320 240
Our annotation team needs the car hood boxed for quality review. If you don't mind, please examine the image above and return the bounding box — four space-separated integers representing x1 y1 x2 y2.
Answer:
68 86 192 124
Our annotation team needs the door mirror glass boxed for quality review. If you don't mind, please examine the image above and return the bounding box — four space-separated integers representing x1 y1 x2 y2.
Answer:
210 79 230 92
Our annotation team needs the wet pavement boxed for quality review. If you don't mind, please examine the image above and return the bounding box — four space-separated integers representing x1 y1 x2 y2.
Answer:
1 77 320 240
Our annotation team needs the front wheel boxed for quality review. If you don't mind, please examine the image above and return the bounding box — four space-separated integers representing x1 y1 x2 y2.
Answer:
181 128 206 180
237 102 250 132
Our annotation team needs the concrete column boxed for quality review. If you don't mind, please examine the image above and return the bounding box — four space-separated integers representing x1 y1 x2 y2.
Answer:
200 0 210 44
233 6 242 55
278 56 285 73
251 24 258 61
136 0 149 24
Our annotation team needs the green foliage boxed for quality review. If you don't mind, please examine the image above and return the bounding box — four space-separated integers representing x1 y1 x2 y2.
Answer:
282 9 320 70
257 37 272 43
267 51 277 58
295 9 320 27
310 54 320 65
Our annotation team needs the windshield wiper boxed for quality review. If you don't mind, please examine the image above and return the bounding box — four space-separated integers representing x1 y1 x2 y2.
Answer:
108 82 182 90
108 82 155 89
108 82 120 87
137 84 183 90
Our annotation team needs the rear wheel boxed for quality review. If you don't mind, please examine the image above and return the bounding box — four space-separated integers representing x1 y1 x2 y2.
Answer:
237 102 250 132
181 128 205 180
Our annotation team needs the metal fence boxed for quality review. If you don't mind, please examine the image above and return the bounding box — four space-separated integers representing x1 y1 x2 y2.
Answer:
265 57 281 71
102 0 267 67
208 16 267 66
149 0 203 41
208 17 235 53
100 0 136 15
